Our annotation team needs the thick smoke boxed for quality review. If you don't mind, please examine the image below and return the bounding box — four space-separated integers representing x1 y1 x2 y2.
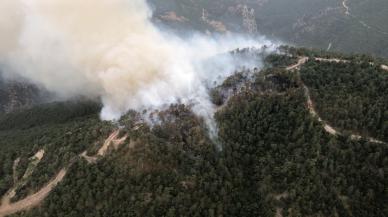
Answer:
0 0 275 129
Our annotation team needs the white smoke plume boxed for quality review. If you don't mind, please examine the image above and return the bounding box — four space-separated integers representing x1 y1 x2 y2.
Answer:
0 0 276 127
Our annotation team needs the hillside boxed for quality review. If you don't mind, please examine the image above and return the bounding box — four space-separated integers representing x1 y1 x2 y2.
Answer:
150 0 388 57
0 48 387 217
0 79 45 114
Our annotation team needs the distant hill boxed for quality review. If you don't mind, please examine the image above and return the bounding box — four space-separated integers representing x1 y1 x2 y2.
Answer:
0 78 46 114
2 0 387 114
150 0 388 57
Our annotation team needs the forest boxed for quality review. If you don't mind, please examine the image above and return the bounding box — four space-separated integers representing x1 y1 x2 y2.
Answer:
300 57 388 141
0 48 387 217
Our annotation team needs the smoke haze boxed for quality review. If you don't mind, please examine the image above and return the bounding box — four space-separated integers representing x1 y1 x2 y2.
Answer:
0 0 276 124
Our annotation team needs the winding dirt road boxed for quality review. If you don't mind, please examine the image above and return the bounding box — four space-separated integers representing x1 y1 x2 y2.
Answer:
342 0 350 15
0 169 67 217
287 56 386 144
1 150 46 207
315 57 388 72
0 130 128 217
341 0 388 35
0 57 384 217
81 130 128 164
286 57 308 71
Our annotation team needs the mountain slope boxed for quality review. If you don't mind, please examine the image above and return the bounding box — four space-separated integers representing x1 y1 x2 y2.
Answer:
0 79 45 114
150 0 388 57
0 48 387 217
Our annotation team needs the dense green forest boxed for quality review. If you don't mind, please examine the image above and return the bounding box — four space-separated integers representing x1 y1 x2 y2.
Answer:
300 59 388 141
0 49 387 217
0 101 113 200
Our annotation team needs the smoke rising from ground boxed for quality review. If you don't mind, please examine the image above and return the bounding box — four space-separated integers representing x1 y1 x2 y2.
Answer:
0 0 276 129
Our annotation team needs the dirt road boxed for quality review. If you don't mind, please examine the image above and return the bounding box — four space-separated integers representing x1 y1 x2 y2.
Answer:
81 130 128 164
12 158 20 184
0 130 128 216
316 58 388 72
286 57 309 71
315 57 349 63
273 192 289 217
0 169 67 217
1 150 46 207
303 84 338 136
97 130 121 156
342 0 350 15
341 0 388 35
287 57 386 144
